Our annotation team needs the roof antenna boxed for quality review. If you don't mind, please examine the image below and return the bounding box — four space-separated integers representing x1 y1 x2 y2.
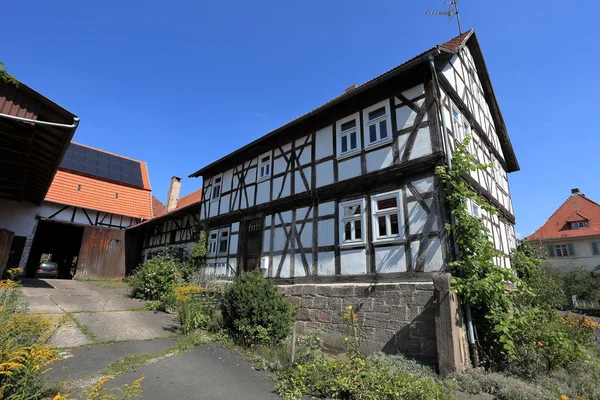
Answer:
426 0 462 35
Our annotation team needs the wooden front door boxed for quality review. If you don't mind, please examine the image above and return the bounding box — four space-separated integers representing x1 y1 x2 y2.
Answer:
243 218 263 272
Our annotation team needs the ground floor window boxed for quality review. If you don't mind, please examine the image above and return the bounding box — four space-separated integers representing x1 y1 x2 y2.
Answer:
340 199 364 244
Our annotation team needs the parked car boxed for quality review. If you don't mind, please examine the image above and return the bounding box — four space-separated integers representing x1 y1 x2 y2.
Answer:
35 262 59 279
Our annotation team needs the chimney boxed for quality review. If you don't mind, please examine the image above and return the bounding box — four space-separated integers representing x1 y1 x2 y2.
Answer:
344 84 358 93
571 188 581 196
166 176 182 212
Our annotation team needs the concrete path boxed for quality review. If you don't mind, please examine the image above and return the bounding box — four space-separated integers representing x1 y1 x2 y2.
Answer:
21 278 177 347
46 341 279 399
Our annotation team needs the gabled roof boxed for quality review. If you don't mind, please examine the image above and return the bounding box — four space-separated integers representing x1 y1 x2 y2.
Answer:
127 189 202 230
527 193 600 241
174 189 202 211
44 143 153 220
190 29 518 178
152 196 166 217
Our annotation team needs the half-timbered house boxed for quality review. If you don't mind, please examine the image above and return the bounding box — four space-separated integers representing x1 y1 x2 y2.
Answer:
190 30 519 361
128 177 202 265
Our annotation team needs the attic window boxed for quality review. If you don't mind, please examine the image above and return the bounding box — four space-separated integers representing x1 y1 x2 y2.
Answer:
571 221 587 229
77 185 82 191
115 193 119 199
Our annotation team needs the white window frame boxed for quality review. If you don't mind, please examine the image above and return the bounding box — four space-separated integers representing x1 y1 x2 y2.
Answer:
555 244 569 258
363 100 392 148
371 190 403 242
258 153 271 181
452 106 463 142
571 221 587 229
339 198 365 246
218 228 230 254
336 113 360 158
210 174 223 201
207 231 218 255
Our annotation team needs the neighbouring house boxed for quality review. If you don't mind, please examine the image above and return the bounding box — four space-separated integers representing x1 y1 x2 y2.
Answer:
1 141 155 279
189 29 519 364
127 177 202 267
526 188 600 272
0 79 79 277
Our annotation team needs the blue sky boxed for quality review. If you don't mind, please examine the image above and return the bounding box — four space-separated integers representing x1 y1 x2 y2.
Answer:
2 0 599 237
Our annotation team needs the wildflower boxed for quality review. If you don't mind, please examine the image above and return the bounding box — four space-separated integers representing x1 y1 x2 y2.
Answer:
318 315 324 322
538 341 543 347
561 395 569 400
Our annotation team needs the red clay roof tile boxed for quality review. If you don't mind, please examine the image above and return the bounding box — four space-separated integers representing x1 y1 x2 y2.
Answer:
527 193 600 241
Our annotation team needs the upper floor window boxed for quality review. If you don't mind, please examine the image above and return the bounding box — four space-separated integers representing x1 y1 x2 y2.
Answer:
340 199 364 244
571 221 587 229
211 175 222 200
452 107 462 140
372 191 402 241
259 154 271 180
549 243 574 258
364 101 391 147
337 113 360 157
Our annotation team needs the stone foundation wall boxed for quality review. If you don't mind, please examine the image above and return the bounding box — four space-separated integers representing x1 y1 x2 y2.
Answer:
278 282 437 365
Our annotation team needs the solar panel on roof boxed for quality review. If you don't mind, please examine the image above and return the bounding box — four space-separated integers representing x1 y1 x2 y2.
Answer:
60 144 144 188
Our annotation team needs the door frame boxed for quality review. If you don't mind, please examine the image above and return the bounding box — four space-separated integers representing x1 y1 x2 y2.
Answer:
237 213 264 274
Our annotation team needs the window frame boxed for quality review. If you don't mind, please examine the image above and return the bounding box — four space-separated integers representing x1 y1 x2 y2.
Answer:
207 231 218 255
571 221 587 230
258 153 272 181
336 113 361 158
451 106 463 142
371 190 403 242
363 100 392 149
339 198 365 246
218 228 230 254
554 244 569 257
210 174 223 202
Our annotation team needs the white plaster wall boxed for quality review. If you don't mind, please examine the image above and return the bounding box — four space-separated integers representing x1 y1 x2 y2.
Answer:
411 238 443 272
317 220 335 246
316 161 334 187
338 156 361 182
0 199 38 237
366 146 394 173
340 248 366 275
315 126 333 161
256 180 270 205
317 251 335 275
538 240 600 272
375 246 406 273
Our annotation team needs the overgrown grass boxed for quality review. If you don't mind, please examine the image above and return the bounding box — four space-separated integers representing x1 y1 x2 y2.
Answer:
65 311 99 343
102 353 160 375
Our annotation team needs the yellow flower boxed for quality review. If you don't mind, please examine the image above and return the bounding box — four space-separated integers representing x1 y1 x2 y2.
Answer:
347 305 353 310
561 395 569 400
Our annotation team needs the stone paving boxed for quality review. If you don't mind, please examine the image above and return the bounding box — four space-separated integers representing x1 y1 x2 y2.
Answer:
21 278 177 347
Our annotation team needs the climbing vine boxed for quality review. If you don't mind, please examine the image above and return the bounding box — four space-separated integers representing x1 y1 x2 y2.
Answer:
189 222 209 269
435 137 524 361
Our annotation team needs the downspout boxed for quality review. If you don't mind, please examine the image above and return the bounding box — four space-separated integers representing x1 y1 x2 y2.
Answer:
427 54 479 368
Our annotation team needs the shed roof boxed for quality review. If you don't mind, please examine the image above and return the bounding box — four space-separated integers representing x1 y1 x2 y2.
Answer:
0 80 78 204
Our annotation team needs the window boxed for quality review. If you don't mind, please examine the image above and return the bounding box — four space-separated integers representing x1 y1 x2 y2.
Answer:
364 101 391 147
258 154 271 180
571 221 587 229
109 239 120 248
372 191 402 241
555 244 569 257
218 230 229 254
340 200 364 244
211 176 222 200
208 232 218 255
591 242 600 256
471 201 481 218
337 114 360 156
452 106 463 141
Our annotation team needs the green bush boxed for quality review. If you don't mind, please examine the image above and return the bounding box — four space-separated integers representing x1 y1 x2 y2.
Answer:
367 353 437 379
452 369 555 400
563 266 600 302
221 269 294 345
128 255 180 300
276 356 455 400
